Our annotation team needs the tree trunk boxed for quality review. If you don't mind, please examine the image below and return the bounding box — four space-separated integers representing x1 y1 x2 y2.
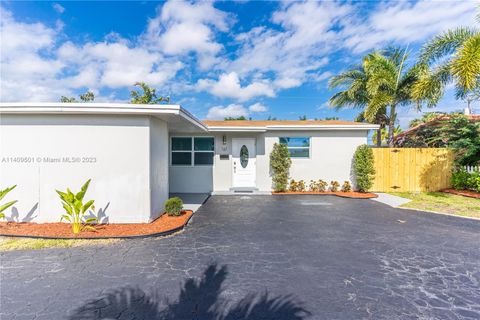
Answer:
376 125 383 147
388 104 396 147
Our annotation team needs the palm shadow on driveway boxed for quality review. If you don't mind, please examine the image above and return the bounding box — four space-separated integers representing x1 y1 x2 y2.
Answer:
68 263 310 320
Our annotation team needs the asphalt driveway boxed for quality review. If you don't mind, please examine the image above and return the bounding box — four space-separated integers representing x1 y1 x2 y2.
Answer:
1 195 480 319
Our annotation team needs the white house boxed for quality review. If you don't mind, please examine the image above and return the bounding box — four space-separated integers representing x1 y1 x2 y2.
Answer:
0 103 378 223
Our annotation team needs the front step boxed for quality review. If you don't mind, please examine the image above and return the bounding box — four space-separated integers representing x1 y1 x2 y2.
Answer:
230 187 259 193
212 188 270 196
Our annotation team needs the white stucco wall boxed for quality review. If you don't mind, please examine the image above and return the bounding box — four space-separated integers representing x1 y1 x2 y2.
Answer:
0 114 168 223
259 130 369 190
149 117 169 220
167 129 369 193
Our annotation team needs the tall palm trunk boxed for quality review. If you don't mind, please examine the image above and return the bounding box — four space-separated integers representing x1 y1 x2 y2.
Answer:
388 104 396 147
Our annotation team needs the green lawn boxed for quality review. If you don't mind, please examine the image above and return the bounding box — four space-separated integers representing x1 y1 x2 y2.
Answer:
390 192 480 218
0 237 120 252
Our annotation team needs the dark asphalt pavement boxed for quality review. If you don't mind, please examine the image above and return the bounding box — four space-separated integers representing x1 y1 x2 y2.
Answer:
1 195 480 319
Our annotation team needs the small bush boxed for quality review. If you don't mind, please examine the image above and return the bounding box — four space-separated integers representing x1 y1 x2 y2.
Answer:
353 145 375 192
297 180 306 192
341 181 352 192
467 171 480 192
451 169 471 190
330 181 340 192
317 180 328 192
270 143 292 192
165 197 183 216
309 180 318 192
289 179 298 192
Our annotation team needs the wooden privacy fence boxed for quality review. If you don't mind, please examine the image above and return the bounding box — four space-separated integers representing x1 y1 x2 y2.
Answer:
371 148 454 192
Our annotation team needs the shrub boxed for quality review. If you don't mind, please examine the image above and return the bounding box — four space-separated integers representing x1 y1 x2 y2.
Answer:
341 181 352 192
353 145 375 192
309 180 318 192
451 168 470 190
270 143 292 192
467 171 480 192
297 180 306 192
289 179 298 192
0 185 17 220
330 181 340 192
56 179 97 234
317 180 328 192
165 197 183 216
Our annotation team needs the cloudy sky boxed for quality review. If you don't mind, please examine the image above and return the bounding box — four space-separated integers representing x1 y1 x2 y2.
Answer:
0 0 478 127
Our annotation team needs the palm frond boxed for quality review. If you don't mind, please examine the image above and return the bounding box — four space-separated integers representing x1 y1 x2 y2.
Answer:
451 32 480 96
420 27 477 64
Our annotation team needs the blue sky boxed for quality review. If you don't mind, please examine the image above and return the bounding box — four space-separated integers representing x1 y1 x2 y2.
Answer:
1 0 478 127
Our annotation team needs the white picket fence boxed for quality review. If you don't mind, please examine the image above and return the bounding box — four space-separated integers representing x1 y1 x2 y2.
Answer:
464 165 480 173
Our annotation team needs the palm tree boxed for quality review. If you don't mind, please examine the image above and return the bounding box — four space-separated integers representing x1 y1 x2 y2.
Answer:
130 82 170 104
362 47 431 146
413 16 480 102
328 63 387 147
371 125 402 145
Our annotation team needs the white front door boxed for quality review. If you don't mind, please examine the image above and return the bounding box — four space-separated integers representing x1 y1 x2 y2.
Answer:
232 138 256 187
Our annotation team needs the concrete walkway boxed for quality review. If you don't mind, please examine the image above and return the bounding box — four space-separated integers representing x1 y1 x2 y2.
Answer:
372 192 412 207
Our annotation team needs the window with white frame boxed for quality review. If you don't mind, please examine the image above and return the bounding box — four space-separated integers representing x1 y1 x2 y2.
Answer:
279 137 310 158
171 137 214 166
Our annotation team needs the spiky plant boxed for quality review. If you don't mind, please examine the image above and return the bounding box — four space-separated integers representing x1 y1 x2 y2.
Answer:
0 185 17 219
56 179 97 234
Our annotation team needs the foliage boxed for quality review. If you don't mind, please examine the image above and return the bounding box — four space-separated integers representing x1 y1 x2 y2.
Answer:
329 47 435 146
430 114 480 165
297 180 306 192
224 116 251 120
317 180 328 192
372 126 402 146
130 82 170 104
414 26 480 100
0 185 17 220
164 197 183 216
353 145 376 192
330 181 340 192
60 91 95 103
270 143 292 192
408 112 445 128
56 179 97 234
298 115 307 120
451 169 480 192
289 179 298 192
341 181 352 192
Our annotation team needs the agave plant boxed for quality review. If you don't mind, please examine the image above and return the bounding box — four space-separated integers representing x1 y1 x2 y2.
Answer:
0 185 17 219
56 179 97 234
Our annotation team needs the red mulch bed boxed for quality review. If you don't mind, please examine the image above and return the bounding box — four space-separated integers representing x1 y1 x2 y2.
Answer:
442 189 480 199
272 191 377 199
0 210 193 239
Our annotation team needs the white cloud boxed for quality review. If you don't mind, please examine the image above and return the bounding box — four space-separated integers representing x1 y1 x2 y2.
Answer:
206 102 268 119
341 0 477 53
52 3 65 14
248 102 267 113
206 104 248 119
143 0 229 69
197 72 275 101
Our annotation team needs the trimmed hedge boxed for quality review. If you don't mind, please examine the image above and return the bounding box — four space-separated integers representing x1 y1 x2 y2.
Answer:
353 145 375 192
164 197 183 216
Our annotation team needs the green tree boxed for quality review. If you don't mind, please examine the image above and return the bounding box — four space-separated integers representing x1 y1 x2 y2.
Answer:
130 82 170 104
269 143 292 192
60 91 95 103
224 116 250 120
298 115 307 120
408 112 445 128
353 145 375 192
329 61 388 147
413 18 480 101
372 125 402 146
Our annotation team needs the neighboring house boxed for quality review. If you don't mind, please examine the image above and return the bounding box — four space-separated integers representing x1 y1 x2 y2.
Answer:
0 103 378 223
394 113 480 147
